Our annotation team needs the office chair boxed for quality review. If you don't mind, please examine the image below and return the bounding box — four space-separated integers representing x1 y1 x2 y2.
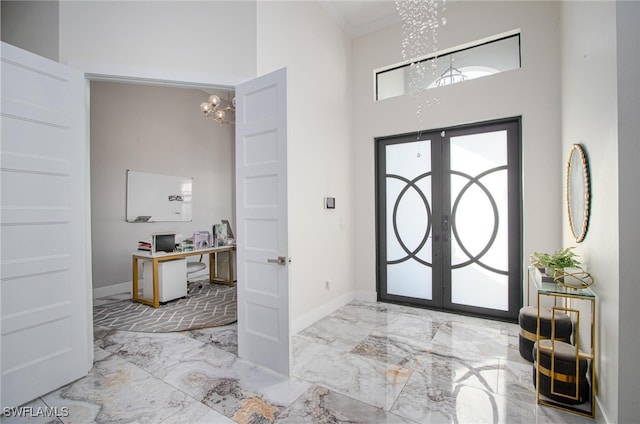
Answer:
186 255 206 283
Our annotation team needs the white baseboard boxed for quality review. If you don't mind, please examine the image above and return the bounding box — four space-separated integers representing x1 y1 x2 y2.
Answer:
595 395 611 424
93 281 132 299
292 291 356 334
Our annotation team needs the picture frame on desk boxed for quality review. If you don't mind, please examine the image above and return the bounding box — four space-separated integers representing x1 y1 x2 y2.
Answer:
221 219 235 240
214 223 228 247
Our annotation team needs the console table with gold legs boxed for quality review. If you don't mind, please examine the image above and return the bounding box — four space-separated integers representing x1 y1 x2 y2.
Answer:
132 245 235 309
528 266 597 418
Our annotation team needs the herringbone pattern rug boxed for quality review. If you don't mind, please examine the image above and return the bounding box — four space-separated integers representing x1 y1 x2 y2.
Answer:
93 281 236 333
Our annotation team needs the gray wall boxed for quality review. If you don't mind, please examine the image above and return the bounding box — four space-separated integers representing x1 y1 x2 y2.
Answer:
90 81 234 291
615 2 640 422
1 0 59 61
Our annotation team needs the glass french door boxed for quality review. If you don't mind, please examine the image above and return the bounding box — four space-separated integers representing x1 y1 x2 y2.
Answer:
376 119 521 320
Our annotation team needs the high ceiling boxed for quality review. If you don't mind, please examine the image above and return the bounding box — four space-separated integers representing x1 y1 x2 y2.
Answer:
317 1 402 38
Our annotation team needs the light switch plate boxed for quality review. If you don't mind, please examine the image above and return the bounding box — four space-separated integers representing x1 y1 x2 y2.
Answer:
325 197 335 209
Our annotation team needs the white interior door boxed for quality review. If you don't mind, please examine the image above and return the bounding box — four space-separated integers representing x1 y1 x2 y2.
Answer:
1 42 92 407
235 68 290 375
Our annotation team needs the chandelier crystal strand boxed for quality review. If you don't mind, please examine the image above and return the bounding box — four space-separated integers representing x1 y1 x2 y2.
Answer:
396 0 447 126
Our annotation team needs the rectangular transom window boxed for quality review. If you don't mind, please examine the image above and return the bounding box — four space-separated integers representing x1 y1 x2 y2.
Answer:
376 33 521 101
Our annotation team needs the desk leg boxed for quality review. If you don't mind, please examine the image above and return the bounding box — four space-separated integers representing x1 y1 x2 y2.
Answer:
209 252 215 284
132 257 139 302
152 259 160 309
210 249 234 286
228 249 234 284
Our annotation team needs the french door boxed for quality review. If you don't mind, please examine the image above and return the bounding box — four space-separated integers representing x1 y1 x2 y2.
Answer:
376 118 521 320
236 68 291 376
1 42 92 407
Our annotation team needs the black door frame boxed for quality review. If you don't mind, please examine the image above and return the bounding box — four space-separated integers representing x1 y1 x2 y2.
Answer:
375 117 522 321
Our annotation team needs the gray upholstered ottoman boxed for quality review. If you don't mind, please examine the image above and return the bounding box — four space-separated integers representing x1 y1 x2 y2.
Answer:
518 305 572 362
533 339 590 405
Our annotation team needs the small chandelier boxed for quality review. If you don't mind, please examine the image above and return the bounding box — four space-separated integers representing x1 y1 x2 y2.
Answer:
435 56 467 87
200 94 236 125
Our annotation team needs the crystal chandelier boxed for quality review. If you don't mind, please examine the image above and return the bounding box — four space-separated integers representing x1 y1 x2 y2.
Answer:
396 0 447 119
200 94 236 125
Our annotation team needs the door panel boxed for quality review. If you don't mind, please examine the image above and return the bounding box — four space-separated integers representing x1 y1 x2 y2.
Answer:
384 139 434 301
1 42 92 407
236 68 290 375
449 130 510 311
377 119 521 321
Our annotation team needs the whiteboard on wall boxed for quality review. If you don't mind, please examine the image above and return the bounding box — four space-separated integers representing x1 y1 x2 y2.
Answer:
126 170 193 222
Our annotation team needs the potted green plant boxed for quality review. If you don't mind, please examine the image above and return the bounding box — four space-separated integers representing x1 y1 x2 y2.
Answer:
531 247 582 277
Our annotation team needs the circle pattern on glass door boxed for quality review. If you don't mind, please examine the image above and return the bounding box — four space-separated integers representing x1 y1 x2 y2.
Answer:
450 166 508 275
387 172 432 266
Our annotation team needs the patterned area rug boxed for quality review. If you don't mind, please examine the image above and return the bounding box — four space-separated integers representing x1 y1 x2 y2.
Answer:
93 281 237 333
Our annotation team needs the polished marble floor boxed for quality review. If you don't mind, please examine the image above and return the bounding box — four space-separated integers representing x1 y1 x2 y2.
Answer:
7 300 604 423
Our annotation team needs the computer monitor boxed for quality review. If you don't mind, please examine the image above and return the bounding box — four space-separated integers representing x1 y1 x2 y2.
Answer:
152 233 175 253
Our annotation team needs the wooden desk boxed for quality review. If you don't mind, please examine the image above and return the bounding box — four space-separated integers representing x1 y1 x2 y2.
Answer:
132 245 235 308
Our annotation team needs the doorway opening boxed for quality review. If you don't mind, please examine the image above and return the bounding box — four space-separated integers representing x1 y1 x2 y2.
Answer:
376 118 522 321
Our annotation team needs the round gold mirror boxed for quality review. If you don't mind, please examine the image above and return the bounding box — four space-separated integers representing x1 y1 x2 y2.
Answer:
566 144 591 243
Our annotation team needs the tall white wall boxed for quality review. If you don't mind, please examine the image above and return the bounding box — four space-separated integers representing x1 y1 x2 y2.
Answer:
255 1 355 326
90 82 234 291
561 2 619 421
615 3 640 422
59 1 256 84
352 1 563 297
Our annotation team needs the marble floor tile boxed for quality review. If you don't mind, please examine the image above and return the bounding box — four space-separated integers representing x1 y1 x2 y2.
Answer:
96 327 310 422
293 337 412 411
96 328 217 378
157 343 311 422
275 385 417 424
373 312 440 346
390 362 603 424
350 333 426 367
400 347 537 404
11 298 601 424
389 366 544 424
41 347 196 424
187 323 238 355
430 320 519 361
296 313 378 352
159 400 235 424
335 301 399 327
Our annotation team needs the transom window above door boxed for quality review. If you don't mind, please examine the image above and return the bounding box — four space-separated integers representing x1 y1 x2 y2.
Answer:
375 32 521 101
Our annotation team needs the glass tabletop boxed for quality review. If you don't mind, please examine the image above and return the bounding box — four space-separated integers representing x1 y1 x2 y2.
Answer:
529 266 596 299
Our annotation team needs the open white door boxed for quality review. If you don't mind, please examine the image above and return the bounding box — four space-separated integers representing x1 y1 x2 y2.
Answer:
235 68 290 375
1 42 92 407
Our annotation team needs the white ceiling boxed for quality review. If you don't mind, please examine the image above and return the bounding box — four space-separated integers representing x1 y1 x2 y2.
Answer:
317 1 402 38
